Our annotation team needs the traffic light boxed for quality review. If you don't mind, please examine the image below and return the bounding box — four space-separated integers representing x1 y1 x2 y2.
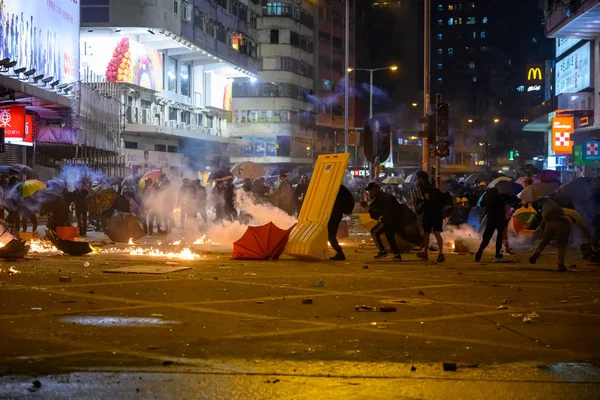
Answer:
509 151 514 161
436 102 449 138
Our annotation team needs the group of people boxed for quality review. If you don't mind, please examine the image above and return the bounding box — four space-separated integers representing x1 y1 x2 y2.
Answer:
327 171 598 272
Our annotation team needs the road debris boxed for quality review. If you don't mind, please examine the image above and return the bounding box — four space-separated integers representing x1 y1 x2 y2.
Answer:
83 262 90 267
162 361 174 366
316 278 325 287
443 362 457 372
244 272 257 276
417 290 425 296
302 298 313 305
410 366 417 372
32 380 41 388
8 266 19 275
363 265 369 269
355 305 397 312
497 305 509 310
59 276 72 283
255 300 265 304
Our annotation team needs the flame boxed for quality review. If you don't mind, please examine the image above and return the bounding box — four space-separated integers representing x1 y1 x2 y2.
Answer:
8 266 19 274
171 240 181 245
29 239 58 253
128 238 134 245
103 246 200 260
192 235 215 245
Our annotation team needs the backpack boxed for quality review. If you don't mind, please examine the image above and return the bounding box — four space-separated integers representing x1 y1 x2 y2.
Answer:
336 185 355 215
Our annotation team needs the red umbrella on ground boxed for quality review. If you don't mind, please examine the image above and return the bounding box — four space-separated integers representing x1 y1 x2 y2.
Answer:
232 222 295 260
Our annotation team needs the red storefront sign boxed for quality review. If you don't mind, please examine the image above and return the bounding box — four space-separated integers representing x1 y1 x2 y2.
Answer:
0 106 33 145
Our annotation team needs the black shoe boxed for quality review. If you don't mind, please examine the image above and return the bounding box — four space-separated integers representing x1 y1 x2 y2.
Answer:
394 254 402 261
375 251 389 259
475 250 483 262
557 263 568 271
416 251 428 260
495 253 504 260
330 252 346 261
529 252 540 264
437 254 445 263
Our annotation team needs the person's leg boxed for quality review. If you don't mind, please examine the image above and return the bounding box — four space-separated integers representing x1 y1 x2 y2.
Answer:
556 219 571 267
328 212 344 259
502 227 510 253
495 222 506 258
530 221 557 264
21 215 27 232
31 214 37 234
476 221 496 261
383 225 402 258
371 222 387 254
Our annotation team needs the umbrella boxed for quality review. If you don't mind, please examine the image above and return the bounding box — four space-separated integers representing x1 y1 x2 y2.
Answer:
519 182 559 203
88 187 117 214
404 173 416 184
269 167 290 177
208 167 233 182
439 180 462 194
562 177 592 203
232 222 295 260
465 173 491 185
46 229 93 256
10 164 38 179
487 176 512 188
467 206 487 233
536 170 561 183
122 174 141 188
22 189 62 214
0 165 14 175
231 161 266 180
490 172 506 179
495 180 523 196
14 179 47 198
139 170 162 190
515 176 541 186
382 176 405 185
104 215 146 243
512 205 538 234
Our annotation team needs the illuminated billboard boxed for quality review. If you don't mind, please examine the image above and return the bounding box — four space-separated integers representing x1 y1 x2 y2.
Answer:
555 42 591 96
556 38 582 58
81 37 164 92
0 106 33 146
551 116 574 154
0 0 80 84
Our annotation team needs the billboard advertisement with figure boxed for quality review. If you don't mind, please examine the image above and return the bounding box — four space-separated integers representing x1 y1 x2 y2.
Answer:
0 0 80 84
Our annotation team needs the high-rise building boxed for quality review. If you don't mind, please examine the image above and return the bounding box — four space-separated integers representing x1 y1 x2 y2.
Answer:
229 1 316 173
80 0 259 174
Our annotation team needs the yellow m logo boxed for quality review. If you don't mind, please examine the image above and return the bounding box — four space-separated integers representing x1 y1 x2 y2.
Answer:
528 68 542 81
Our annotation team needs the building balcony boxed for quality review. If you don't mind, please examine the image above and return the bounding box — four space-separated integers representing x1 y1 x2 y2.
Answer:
545 0 600 39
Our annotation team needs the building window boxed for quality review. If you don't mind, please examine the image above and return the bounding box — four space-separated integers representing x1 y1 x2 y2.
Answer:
468 62 475 69
270 29 279 43
437 77 443 84
437 48 443 55
448 5 454 10
169 107 178 121
472 76 477 82
437 19 443 26
457 17 462 24
124 141 138 149
265 2 292 17
480 46 489 51
174 0 178 14
181 111 190 124
472 32 476 39
516 86 525 92
482 17 488 24
437 33 443 40
480 31 486 38
436 63 443 70
322 79 332 91
290 31 299 47
466 17 475 24
448 18 454 25
155 144 167 152
166 57 177 93
437 4 443 11
180 63 190 97
318 30 331 44
448 47 454 55
167 145 179 153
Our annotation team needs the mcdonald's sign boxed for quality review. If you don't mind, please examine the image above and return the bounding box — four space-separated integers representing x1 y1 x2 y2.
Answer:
526 64 544 83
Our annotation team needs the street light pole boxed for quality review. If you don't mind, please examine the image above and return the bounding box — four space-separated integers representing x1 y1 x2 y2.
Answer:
422 0 431 173
344 0 350 154
369 69 374 119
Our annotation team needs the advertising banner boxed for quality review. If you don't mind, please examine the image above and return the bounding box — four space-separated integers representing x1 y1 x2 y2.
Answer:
583 141 600 161
556 38 582 58
551 116 574 154
0 106 33 145
555 42 591 96
81 37 163 92
124 149 185 172
0 0 80 84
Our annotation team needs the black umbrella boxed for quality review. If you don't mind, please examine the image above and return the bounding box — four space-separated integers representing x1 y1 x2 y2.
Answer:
208 167 233 182
46 230 93 256
105 215 146 243
122 174 141 188
495 180 523 196
10 164 38 179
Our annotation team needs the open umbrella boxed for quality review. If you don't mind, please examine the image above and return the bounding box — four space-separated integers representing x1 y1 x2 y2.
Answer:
519 182 559 203
231 161 266 180
10 164 38 179
404 173 416 184
269 167 290 177
465 173 491 185
46 229 93 256
487 176 512 188
139 170 162 190
88 187 117 214
562 177 592 203
232 222 295 260
105 215 146 243
512 205 538 234
208 167 233 182
536 169 561 183
495 180 523 195
515 176 541 186
382 176 405 185
14 179 47 198
122 174 141 188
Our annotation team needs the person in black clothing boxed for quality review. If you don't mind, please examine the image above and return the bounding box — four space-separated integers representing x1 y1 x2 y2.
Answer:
362 182 415 261
475 187 520 261
294 175 309 215
72 185 89 236
328 185 354 261
416 171 445 262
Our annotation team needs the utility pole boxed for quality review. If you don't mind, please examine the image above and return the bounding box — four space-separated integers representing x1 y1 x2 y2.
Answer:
344 0 350 154
435 93 441 187
422 0 430 174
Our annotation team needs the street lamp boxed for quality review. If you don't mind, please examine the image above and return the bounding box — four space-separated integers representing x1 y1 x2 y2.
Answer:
493 118 500 123
347 65 398 119
468 119 473 123
411 102 418 107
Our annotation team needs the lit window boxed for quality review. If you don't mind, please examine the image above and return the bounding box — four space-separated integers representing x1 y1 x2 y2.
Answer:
482 17 488 24
437 63 443 70
466 17 476 24
437 4 443 11
471 2 475 7
457 17 462 24
480 46 489 51
472 76 477 82
480 31 486 38
448 4 454 10
448 18 454 25
437 48 443 55
322 79 332 91
516 86 525 92
437 77 443 84
468 62 475 69
448 47 454 55
438 19 443 25
437 33 443 40
533 37 537 43
472 32 476 39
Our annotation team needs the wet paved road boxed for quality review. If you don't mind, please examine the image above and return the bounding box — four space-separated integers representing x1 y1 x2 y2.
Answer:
1 241 599 398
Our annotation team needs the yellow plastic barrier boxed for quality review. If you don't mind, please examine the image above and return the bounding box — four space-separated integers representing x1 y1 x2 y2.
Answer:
285 153 350 260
